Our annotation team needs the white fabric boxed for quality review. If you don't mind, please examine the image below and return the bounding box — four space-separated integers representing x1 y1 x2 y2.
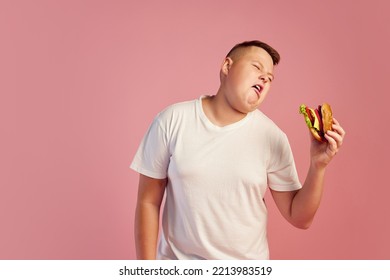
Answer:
130 95 302 260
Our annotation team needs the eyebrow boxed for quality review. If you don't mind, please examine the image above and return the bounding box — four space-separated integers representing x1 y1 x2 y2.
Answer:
253 60 274 80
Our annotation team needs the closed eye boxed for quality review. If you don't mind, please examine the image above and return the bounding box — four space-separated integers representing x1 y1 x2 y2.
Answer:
253 63 274 82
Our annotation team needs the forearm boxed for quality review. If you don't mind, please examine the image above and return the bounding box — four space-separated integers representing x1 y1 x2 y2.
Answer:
291 162 326 228
274 119 344 229
134 202 161 259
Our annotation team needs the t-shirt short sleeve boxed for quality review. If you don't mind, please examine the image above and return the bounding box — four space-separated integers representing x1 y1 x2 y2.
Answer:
267 132 302 191
130 116 170 179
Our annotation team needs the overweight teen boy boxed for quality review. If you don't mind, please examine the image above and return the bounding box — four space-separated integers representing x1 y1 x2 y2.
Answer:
130 40 346 260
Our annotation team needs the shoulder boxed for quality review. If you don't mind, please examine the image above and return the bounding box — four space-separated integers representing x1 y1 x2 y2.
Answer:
249 110 291 150
158 99 196 117
251 109 286 138
153 98 198 133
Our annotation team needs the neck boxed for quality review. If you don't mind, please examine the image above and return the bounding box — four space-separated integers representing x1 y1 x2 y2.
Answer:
202 88 248 127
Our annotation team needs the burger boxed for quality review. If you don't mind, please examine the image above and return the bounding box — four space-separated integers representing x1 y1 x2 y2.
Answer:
299 103 333 142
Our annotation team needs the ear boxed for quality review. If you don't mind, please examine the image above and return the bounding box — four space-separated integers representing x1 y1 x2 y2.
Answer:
221 57 233 77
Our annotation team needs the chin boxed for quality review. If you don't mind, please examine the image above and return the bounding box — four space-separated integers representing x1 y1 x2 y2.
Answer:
248 100 262 110
246 95 263 109
238 104 258 114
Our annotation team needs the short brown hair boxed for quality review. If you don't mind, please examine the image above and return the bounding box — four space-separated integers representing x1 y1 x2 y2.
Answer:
226 40 280 65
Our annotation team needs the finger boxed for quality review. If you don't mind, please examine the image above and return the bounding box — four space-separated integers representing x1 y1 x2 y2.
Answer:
326 130 343 146
332 123 345 134
331 118 346 137
324 133 339 155
332 117 340 125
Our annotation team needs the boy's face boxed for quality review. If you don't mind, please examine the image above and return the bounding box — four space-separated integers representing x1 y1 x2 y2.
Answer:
221 46 274 113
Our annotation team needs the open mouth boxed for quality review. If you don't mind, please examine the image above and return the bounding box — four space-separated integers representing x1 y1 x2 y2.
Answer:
252 84 263 95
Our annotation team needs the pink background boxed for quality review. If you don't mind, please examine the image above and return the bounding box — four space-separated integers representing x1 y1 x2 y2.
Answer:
1 0 389 259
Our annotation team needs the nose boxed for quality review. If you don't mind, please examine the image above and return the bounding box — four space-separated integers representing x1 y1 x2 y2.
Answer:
259 75 268 84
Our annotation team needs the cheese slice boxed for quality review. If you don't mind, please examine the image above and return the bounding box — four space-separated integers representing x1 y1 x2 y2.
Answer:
309 108 320 130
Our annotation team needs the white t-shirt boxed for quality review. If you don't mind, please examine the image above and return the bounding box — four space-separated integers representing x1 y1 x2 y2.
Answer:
130 95 302 259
